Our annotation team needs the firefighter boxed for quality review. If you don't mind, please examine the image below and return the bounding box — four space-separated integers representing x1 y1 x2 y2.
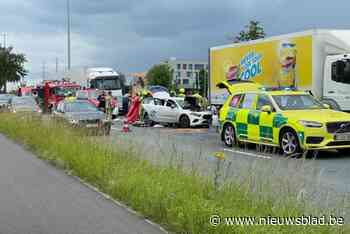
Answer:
105 91 113 120
139 90 151 123
178 88 186 97
65 91 76 102
97 91 106 112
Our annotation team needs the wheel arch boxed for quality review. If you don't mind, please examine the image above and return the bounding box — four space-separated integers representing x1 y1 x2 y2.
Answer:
221 121 235 141
278 125 302 147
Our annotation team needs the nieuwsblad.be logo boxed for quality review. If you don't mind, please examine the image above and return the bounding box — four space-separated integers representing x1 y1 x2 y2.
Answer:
239 52 262 80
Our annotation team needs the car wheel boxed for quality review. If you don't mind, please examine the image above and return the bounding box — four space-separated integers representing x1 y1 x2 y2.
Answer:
179 115 190 128
280 129 301 156
223 124 235 147
143 112 154 126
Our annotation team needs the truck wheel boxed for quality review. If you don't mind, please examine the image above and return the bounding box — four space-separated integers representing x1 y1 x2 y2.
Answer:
179 115 190 128
321 99 341 111
279 129 301 157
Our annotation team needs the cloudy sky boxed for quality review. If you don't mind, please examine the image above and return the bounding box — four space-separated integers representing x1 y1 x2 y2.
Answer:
1 0 350 79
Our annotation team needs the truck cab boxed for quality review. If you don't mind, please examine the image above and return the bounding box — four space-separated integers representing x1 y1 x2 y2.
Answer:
323 54 350 111
87 68 125 114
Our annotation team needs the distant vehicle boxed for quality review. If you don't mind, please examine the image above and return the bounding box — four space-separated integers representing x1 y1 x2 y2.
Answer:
36 80 81 112
218 81 350 156
76 89 119 117
0 94 14 109
53 100 111 135
142 96 212 128
147 85 170 99
68 67 125 114
17 86 33 97
9 96 41 113
210 29 350 111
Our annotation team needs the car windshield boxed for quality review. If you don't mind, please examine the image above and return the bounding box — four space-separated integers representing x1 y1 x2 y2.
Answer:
272 94 325 110
65 102 98 113
11 97 36 107
76 91 88 99
0 94 12 100
91 77 121 90
176 99 185 108
53 87 78 97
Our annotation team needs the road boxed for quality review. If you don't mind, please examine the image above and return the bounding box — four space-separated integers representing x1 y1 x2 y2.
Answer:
0 134 164 234
110 123 350 216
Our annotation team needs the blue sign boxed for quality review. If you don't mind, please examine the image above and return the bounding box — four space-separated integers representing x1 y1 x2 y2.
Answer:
239 52 262 80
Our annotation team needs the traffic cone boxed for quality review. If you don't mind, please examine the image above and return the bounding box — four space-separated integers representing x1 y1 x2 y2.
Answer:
122 120 130 133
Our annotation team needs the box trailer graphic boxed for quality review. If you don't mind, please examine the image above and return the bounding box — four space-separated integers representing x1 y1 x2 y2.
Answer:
210 30 350 111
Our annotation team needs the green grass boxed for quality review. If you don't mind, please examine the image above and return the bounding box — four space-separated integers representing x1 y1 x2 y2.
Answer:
0 113 346 233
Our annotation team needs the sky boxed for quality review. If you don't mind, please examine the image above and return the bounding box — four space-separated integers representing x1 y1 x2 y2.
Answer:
1 0 350 79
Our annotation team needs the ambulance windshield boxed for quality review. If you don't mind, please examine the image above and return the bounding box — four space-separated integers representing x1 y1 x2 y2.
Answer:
273 94 325 110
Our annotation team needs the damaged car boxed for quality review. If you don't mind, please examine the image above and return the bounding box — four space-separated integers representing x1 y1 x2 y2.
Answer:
142 96 212 128
53 100 112 135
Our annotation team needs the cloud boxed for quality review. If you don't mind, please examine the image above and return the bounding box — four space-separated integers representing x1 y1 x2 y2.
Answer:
1 0 350 80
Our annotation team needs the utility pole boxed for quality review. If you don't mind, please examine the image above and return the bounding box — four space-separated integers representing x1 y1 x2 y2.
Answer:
55 57 59 73
2 33 6 48
42 62 46 80
67 0 71 71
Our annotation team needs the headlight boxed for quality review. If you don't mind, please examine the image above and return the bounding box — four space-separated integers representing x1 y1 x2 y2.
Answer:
298 120 323 128
190 112 201 117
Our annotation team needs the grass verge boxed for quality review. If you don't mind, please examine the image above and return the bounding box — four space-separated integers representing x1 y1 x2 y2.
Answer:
0 113 345 233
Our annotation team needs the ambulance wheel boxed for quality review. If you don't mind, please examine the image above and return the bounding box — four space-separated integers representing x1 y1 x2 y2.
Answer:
223 124 235 147
280 129 301 156
179 115 190 128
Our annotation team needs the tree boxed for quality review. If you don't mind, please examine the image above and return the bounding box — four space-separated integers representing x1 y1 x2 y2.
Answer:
0 46 27 92
146 64 173 89
233 20 265 43
198 69 209 98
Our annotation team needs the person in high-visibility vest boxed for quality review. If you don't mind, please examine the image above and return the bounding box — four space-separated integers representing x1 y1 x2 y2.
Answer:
105 91 113 120
65 91 76 102
178 88 185 97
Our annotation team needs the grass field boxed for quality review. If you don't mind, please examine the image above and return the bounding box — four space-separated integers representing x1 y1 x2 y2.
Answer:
0 113 346 233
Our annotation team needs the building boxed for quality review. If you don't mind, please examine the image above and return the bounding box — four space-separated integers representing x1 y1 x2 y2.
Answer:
165 58 208 90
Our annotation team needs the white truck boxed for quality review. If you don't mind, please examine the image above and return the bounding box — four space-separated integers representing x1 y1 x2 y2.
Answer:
209 29 350 111
66 67 125 113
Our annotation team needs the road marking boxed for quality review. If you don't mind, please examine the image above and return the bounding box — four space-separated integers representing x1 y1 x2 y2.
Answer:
223 148 272 159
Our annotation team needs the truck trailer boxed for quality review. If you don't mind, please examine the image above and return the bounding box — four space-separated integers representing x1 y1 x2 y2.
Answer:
209 29 350 111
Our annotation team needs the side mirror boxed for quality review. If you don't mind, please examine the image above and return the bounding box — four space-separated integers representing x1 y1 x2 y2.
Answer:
261 105 272 113
323 103 330 109
171 104 177 109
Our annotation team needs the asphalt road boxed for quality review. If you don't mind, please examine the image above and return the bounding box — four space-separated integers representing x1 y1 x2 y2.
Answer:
110 123 350 217
0 134 165 234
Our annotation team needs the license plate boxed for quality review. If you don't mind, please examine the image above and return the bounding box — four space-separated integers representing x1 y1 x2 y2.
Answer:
86 124 98 128
334 133 350 141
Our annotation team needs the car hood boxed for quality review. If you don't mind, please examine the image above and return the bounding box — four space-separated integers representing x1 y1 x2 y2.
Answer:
0 100 9 105
66 111 105 121
282 109 350 123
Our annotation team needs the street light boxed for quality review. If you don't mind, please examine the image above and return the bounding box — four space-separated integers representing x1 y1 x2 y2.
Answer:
2 33 6 48
67 0 71 71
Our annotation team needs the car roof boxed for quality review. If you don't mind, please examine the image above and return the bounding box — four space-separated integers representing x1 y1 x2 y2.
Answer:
232 89 309 96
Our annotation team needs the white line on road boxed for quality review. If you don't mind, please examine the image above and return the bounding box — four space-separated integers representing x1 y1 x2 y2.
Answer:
223 148 272 159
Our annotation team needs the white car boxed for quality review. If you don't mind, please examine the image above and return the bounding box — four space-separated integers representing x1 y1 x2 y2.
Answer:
142 96 212 128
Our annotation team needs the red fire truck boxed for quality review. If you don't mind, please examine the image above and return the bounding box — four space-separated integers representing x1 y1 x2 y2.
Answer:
36 80 81 112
